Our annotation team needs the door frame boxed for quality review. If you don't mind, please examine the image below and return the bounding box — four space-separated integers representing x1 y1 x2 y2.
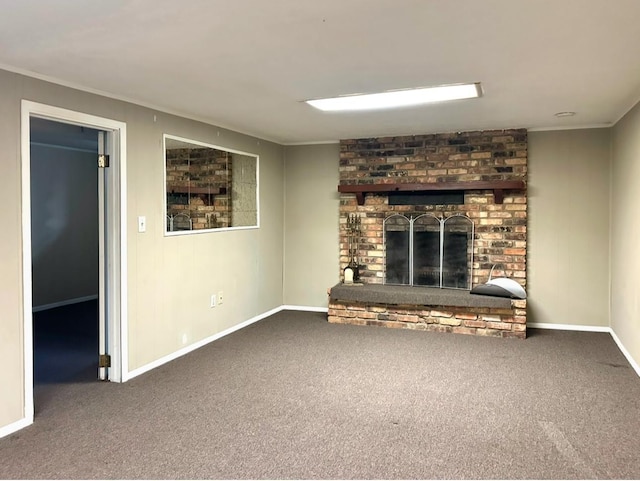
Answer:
21 100 129 420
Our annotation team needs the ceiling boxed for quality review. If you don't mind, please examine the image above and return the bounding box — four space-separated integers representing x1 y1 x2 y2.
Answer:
2 0 640 144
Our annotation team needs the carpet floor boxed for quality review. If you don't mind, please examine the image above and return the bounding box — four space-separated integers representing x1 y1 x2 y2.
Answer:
1 310 639 479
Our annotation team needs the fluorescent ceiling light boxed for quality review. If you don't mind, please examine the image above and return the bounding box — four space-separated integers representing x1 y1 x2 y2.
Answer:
554 111 576 117
306 83 482 112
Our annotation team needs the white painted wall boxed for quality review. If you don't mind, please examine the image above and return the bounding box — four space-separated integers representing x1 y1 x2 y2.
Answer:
30 144 98 308
283 144 340 308
0 69 24 433
611 100 640 370
528 129 611 327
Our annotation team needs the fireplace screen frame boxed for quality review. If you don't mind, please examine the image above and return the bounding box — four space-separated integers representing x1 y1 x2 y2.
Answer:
383 213 474 290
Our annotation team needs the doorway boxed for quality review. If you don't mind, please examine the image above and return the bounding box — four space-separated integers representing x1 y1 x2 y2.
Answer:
21 101 128 423
30 117 101 385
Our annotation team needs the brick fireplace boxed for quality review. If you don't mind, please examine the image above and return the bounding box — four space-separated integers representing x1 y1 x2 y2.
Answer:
328 129 527 338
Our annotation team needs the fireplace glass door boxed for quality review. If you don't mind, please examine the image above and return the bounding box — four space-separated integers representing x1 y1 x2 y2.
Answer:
442 216 474 289
413 215 441 287
384 214 474 289
384 215 410 285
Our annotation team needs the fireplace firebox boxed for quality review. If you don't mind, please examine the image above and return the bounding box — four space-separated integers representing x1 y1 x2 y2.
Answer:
384 214 474 290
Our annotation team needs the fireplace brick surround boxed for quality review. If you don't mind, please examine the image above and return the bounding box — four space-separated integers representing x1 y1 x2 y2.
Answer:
329 129 528 338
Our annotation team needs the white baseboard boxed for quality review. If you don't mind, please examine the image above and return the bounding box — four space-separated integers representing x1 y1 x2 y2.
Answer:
609 329 640 379
32 294 98 313
125 305 285 381
0 415 32 440
282 305 328 313
528 322 610 332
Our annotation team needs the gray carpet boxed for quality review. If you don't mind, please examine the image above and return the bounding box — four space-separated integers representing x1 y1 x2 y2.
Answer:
1 310 639 479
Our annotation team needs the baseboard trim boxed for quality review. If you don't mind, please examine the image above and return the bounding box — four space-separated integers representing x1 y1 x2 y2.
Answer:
609 329 640 379
282 305 329 313
528 322 610 332
32 295 98 313
0 416 32 440
125 305 284 381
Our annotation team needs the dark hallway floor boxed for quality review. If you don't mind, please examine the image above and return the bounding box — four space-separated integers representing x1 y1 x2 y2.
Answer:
33 299 98 385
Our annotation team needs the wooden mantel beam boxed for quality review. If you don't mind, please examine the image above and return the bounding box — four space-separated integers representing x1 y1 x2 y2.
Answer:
337 180 525 205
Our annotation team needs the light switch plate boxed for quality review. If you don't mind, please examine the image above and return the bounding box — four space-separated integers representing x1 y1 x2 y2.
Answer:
138 216 146 233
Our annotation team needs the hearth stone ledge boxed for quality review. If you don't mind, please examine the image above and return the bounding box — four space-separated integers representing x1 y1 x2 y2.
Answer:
328 284 526 339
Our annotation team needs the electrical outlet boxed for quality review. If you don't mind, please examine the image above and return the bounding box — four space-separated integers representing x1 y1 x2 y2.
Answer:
210 294 217 308
218 291 224 305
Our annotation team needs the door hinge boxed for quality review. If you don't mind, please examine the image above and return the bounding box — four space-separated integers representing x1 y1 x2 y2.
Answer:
99 354 111 368
98 154 110 168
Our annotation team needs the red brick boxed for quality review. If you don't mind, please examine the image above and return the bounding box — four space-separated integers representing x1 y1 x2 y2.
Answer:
452 327 476 336
502 331 526 339
487 321 513 330
464 319 487 329
476 329 501 337
427 325 453 333
455 312 478 320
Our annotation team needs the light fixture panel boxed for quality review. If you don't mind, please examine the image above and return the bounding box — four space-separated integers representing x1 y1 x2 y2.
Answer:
306 83 482 112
